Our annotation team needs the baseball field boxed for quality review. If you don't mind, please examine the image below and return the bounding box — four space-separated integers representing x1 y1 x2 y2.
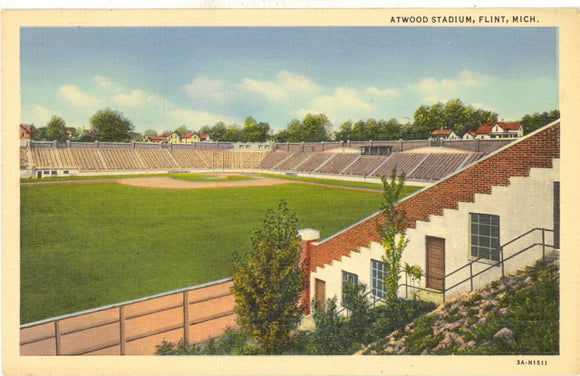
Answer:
20 174 420 324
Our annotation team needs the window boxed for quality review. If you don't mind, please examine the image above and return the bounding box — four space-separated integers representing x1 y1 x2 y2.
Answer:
470 213 500 261
341 271 358 306
360 146 392 156
370 259 386 300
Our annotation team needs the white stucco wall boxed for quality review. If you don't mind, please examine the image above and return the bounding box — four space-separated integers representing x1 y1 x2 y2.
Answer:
311 242 385 311
312 159 559 306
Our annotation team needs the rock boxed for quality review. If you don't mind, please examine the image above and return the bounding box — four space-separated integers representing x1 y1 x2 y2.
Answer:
498 307 509 315
523 276 534 285
420 348 430 355
465 340 476 349
493 327 514 344
474 317 487 327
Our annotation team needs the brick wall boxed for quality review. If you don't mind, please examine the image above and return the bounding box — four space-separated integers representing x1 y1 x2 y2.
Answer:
310 122 560 271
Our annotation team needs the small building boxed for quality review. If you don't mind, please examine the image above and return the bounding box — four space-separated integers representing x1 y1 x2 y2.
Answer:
474 122 523 139
302 120 559 314
181 132 201 144
160 131 181 144
20 124 36 140
146 136 166 143
462 130 477 140
430 129 459 140
199 134 210 142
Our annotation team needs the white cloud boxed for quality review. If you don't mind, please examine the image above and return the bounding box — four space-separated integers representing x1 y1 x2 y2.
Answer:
238 70 319 101
365 87 397 99
113 90 168 108
184 76 232 101
31 105 53 126
94 75 124 92
239 77 287 100
276 70 319 94
169 108 235 128
298 88 373 123
410 69 495 103
311 88 372 112
58 85 100 108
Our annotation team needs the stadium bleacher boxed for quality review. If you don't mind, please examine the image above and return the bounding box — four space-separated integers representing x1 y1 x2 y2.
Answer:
22 142 489 182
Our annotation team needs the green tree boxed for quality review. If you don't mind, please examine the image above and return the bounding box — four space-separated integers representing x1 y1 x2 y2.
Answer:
273 129 291 143
143 129 158 138
380 168 413 303
174 125 190 137
412 99 497 138
241 116 270 142
231 201 305 354
382 118 403 140
32 126 47 141
221 124 242 142
45 116 67 142
285 114 331 142
206 122 227 141
89 109 134 142
520 110 559 135
334 120 353 141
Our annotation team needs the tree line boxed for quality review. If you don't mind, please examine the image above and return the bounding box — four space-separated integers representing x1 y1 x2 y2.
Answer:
28 101 559 143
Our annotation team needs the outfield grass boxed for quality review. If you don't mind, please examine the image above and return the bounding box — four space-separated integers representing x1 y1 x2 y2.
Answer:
21 182 390 323
20 173 172 183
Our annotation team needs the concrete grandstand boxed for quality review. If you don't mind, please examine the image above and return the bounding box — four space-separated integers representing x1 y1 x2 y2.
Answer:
20 139 512 183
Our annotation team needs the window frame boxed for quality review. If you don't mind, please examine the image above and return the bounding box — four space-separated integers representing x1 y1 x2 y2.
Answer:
341 270 359 307
469 213 501 262
370 259 386 300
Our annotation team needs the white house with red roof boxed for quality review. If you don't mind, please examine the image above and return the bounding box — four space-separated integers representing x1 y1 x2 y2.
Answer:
462 130 477 140
20 124 36 140
146 136 166 143
472 122 523 140
180 132 201 144
429 129 459 140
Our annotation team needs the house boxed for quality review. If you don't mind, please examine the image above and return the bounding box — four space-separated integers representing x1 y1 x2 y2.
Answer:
146 136 165 143
462 130 477 140
181 132 201 144
473 122 523 139
199 134 210 142
160 131 181 143
20 124 35 140
430 129 459 140
301 120 559 314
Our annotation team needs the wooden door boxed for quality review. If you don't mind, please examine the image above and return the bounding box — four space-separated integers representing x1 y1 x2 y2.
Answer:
314 279 326 312
426 236 445 291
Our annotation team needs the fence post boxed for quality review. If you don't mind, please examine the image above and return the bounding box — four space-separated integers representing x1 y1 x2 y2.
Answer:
119 306 126 355
469 263 473 291
542 229 546 262
183 291 190 348
500 247 505 277
55 320 62 356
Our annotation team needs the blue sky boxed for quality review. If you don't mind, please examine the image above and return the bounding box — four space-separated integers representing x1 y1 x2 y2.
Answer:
20 27 558 133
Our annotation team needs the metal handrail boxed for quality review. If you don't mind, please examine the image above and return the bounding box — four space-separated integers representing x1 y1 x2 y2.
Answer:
397 227 556 303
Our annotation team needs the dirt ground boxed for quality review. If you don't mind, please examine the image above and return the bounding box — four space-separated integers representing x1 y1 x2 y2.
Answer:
116 174 292 190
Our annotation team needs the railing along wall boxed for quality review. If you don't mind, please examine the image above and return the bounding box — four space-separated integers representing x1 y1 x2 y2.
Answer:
20 278 235 356
398 228 557 303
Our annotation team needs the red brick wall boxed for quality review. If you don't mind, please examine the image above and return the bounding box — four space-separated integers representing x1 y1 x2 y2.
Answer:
310 122 560 271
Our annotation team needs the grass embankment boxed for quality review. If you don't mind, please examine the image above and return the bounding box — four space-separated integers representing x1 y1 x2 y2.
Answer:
21 182 387 323
255 173 421 195
362 260 559 355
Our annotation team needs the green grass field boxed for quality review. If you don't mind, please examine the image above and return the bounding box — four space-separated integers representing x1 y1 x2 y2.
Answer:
21 181 421 324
